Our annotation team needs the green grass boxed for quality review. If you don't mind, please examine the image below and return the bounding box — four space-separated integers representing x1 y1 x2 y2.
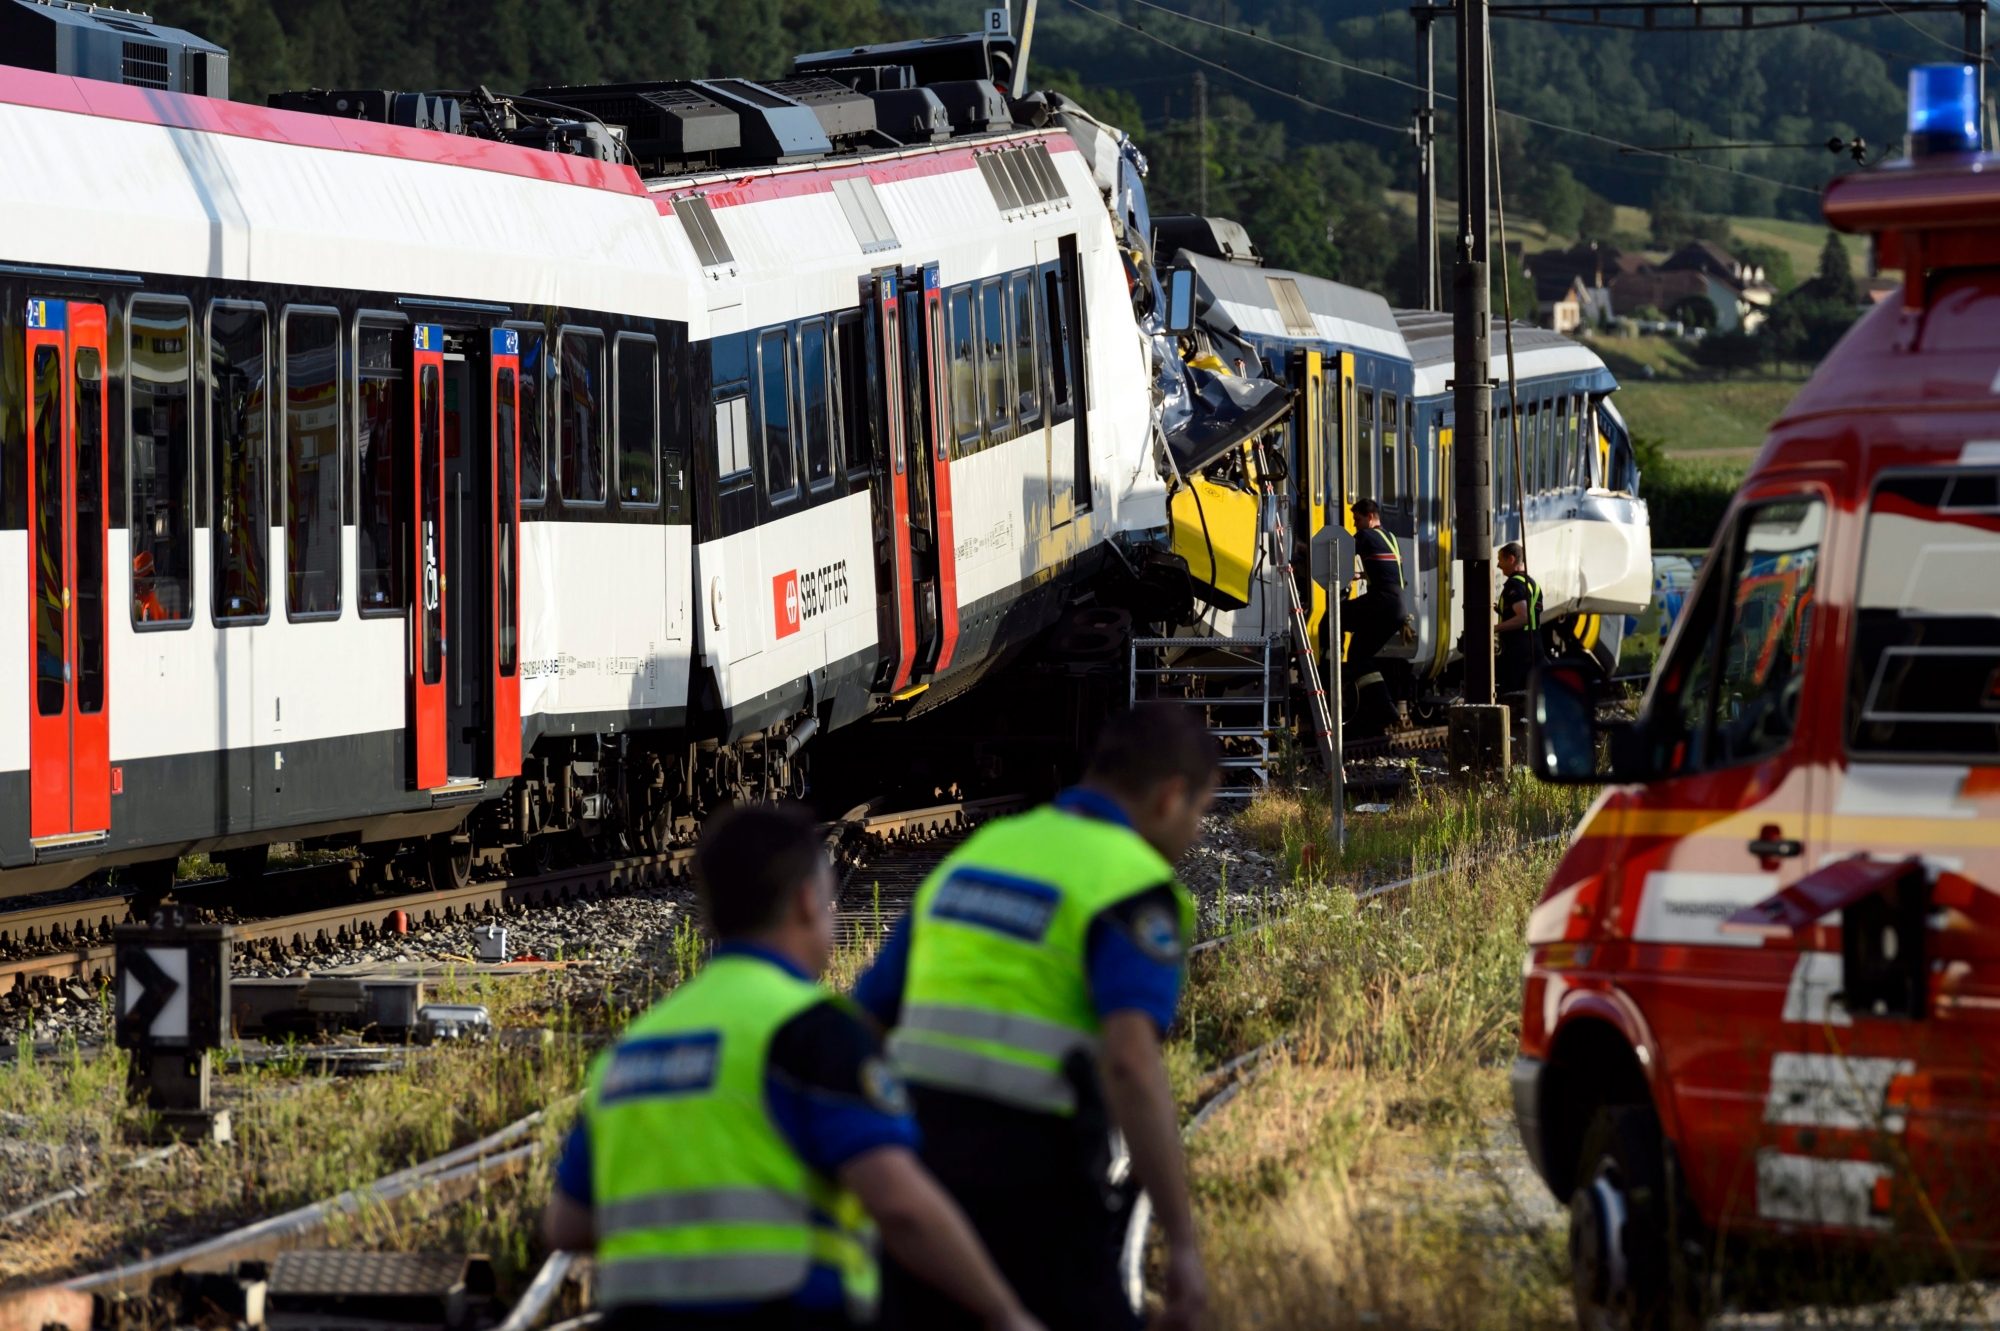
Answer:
1162 777 1594 1329
1613 377 1802 458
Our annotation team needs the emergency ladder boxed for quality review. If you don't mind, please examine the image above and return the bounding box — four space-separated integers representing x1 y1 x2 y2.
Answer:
1127 634 1287 799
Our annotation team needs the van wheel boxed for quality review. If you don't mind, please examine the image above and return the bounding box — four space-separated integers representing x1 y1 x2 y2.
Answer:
1570 1104 1672 1331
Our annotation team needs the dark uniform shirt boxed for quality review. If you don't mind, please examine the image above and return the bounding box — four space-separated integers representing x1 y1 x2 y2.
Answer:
1498 571 1543 692
1354 526 1403 605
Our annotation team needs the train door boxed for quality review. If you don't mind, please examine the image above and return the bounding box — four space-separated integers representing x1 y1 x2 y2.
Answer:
908 262 960 675
1296 349 1328 658
24 298 111 847
406 323 448 791
863 270 921 694
486 330 523 777
900 261 944 675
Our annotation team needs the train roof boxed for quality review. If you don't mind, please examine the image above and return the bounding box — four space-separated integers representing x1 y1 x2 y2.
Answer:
1394 307 1617 399
1185 253 1405 359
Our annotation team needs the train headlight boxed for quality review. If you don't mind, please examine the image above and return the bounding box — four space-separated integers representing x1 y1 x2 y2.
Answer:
1909 64 1981 158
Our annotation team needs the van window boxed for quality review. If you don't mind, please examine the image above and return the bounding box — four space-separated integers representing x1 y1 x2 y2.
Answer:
1850 470 2000 760
1655 497 1825 773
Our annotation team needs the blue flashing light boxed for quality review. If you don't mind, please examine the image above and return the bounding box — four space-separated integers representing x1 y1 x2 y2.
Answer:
1909 64 1980 158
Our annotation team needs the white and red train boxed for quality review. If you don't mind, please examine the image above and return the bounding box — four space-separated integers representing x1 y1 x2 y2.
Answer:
0 34 1169 898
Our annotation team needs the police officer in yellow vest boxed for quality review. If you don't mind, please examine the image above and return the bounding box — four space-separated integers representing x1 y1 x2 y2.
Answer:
542 803 1047 1331
855 704 1219 1331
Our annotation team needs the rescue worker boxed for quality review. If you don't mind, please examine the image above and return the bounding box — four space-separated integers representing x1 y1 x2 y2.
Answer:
1496 541 1543 697
1345 498 1408 736
856 703 1219 1331
133 550 170 622
541 802 1045 1331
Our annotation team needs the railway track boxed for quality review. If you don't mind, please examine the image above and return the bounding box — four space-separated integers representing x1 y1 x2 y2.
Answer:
0 795 1032 1001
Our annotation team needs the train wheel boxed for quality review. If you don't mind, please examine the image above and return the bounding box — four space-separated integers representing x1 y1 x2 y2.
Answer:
1570 1104 1675 1331
426 835 473 893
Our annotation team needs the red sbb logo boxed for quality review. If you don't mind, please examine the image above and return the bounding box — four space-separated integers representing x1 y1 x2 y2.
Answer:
773 571 801 638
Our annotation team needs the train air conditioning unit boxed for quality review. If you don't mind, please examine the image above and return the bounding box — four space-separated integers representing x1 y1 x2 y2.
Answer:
1 0 227 97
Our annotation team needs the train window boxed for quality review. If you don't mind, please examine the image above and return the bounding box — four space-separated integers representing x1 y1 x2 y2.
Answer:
1380 391 1399 505
835 311 872 482
1528 401 1544 495
127 298 193 627
1011 271 1039 426
1404 398 1416 509
355 320 404 615
282 308 342 619
758 328 797 500
559 327 606 505
1573 395 1591 486
981 279 1009 441
508 323 546 505
949 285 979 454
32 345 64 716
1322 373 1342 510
497 366 518 676
712 332 752 489
418 362 443 685
614 333 659 507
209 301 270 623
799 319 833 489
1536 398 1555 492
1559 397 1578 487
1357 389 1375 502
1042 262 1076 426
74 345 104 713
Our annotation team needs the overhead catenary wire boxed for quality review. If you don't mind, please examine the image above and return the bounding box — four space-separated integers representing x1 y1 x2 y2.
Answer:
1058 0 1412 134
1082 0 1824 197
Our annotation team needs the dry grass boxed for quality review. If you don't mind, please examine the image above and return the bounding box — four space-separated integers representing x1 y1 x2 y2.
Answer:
1167 776 1593 1330
0 971 598 1296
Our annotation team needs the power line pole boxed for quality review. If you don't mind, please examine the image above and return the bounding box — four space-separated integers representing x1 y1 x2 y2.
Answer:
1194 70 1209 215
1416 0 1439 310
1452 0 1502 766
1968 0 1988 148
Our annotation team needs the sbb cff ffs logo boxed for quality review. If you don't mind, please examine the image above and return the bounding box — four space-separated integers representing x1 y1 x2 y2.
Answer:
772 561 850 638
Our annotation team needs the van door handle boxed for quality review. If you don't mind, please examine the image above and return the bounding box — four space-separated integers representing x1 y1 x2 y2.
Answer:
1749 824 1802 859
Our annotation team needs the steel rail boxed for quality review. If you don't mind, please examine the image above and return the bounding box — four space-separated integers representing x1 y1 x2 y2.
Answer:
0 796 1029 994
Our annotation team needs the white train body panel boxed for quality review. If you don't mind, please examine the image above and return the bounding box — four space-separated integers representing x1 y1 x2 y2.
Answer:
0 65 1161 891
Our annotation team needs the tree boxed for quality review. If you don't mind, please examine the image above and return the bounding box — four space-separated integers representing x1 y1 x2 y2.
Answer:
1817 230 1858 304
1730 240 1796 294
1671 294 1719 331
1692 329 1764 375
1577 189 1617 243
1650 186 1733 250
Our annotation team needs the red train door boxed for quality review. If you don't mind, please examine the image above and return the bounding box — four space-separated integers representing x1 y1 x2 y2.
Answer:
867 269 921 694
409 323 448 791
488 328 522 778
25 298 111 847
915 262 962 674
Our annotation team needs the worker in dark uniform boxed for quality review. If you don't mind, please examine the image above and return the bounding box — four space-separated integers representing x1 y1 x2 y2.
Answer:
1345 498 1408 736
1496 541 1543 698
541 803 1045 1331
855 704 1219 1331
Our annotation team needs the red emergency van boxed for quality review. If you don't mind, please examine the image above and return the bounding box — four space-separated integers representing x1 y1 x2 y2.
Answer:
1519 67 2000 1326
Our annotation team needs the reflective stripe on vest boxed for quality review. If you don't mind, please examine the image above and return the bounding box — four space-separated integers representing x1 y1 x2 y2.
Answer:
893 805 1194 1118
597 1252 814 1306
598 1187 813 1234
